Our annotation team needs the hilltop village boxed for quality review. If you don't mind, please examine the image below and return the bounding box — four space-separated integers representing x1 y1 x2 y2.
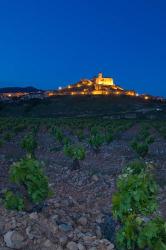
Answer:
0 73 164 102
51 73 136 97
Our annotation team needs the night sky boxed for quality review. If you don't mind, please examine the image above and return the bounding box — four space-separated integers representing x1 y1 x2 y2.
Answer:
0 0 166 96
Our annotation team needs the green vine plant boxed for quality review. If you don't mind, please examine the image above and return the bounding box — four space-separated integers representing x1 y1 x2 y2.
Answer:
4 190 24 211
89 133 104 153
21 133 37 158
131 140 149 158
131 125 154 158
112 160 166 250
112 161 158 221
63 143 85 170
4 157 52 211
116 214 166 250
52 127 64 144
75 129 84 141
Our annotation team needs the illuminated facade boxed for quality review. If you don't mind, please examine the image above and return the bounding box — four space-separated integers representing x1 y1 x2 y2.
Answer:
94 73 114 86
53 72 139 97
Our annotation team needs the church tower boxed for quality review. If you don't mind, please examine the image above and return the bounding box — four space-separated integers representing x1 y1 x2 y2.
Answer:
95 72 114 86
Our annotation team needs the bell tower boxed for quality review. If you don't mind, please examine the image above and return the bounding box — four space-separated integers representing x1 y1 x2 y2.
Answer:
98 72 103 79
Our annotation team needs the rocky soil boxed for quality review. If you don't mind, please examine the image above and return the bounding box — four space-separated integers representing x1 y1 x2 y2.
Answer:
0 124 166 249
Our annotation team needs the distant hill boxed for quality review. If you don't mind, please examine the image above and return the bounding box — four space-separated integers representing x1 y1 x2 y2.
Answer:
0 86 43 93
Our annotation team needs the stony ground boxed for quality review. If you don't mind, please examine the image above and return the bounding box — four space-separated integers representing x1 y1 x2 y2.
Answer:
0 124 166 250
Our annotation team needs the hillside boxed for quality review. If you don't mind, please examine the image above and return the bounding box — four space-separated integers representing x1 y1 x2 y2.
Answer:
0 95 165 119
0 86 42 94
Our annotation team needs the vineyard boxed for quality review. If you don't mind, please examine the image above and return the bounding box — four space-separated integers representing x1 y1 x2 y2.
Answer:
0 117 166 249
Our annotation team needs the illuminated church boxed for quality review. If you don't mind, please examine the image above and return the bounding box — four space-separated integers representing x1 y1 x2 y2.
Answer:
94 73 114 86
50 72 137 97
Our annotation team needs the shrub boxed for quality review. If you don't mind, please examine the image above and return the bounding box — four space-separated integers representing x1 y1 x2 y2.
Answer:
7 157 51 208
4 190 24 211
131 125 154 158
116 216 166 250
55 128 64 143
136 142 148 157
63 144 85 170
124 160 147 175
112 159 166 250
90 126 98 135
112 172 157 221
138 217 166 250
62 137 71 146
131 141 148 157
64 144 85 160
89 134 104 153
116 214 141 250
21 133 37 158
75 129 84 141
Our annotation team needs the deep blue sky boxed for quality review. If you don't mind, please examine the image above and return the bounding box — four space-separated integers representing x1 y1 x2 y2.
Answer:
0 0 166 96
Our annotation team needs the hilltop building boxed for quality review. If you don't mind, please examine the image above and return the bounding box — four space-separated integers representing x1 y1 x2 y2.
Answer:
51 72 137 97
94 73 114 86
